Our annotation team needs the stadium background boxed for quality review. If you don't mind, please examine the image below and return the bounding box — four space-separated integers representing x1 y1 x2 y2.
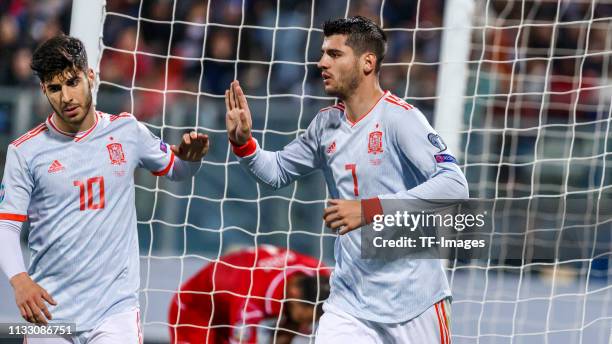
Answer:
0 0 611 343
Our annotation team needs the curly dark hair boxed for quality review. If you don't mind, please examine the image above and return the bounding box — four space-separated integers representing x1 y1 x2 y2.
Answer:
323 16 387 72
31 34 88 82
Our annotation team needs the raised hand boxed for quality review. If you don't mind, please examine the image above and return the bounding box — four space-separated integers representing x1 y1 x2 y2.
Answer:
171 131 209 162
10 272 57 325
225 80 253 146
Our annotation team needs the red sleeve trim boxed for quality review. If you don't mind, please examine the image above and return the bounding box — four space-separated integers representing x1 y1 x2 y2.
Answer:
231 137 257 157
384 93 414 110
361 197 383 224
0 213 28 222
152 152 175 176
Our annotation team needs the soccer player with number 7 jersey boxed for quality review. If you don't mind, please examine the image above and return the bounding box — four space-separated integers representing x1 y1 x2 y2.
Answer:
226 17 468 343
0 35 208 344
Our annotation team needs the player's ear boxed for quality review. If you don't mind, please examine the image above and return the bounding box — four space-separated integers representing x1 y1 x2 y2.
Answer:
40 82 46 95
86 68 95 88
363 52 376 75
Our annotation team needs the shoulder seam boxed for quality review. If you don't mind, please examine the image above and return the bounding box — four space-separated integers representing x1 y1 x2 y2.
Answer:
318 103 345 113
384 94 414 111
11 124 48 147
109 112 133 122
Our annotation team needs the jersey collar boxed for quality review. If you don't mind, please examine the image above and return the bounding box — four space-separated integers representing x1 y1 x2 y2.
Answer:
343 90 389 128
46 112 100 142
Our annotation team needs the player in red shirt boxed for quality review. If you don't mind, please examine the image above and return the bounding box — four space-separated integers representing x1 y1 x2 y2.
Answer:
168 245 331 344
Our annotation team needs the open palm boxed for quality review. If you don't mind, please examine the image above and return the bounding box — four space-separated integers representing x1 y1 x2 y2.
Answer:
225 80 252 145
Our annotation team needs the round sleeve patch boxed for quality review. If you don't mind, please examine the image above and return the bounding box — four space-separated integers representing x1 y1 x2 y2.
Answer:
427 133 447 152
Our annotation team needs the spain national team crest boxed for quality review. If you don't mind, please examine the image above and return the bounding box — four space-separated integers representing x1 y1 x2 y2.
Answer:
106 143 127 165
368 124 383 155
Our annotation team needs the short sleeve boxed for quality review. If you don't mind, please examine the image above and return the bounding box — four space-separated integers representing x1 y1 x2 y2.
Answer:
0 146 33 221
235 112 323 190
395 108 459 177
136 121 175 176
376 106 468 201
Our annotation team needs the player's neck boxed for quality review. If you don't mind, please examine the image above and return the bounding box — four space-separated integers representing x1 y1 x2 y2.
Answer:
343 83 385 123
52 107 97 134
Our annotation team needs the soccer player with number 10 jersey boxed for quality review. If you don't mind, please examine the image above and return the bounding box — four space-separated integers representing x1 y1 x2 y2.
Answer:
0 35 208 343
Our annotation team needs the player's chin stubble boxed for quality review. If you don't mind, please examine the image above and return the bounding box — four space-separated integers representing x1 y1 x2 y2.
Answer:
49 80 94 126
323 64 361 100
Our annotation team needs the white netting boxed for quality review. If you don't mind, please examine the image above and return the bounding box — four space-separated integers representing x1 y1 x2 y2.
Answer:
93 0 611 343
452 1 611 344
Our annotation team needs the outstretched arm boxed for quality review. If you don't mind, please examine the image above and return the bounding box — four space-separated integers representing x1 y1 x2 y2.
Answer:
137 121 208 181
225 81 322 189
167 131 209 180
171 131 209 162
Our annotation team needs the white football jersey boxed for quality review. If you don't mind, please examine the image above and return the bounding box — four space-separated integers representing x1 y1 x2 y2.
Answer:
236 91 469 323
0 112 178 331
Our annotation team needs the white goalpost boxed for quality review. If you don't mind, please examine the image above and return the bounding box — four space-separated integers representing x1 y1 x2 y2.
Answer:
72 0 612 343
70 0 105 99
434 0 475 156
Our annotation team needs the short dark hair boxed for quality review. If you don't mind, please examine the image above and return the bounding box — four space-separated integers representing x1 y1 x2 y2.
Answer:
323 16 387 72
31 34 88 82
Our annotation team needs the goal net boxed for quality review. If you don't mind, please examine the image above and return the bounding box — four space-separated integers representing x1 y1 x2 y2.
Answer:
87 0 611 343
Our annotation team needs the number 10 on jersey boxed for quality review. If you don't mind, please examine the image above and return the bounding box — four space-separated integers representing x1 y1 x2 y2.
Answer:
73 177 105 211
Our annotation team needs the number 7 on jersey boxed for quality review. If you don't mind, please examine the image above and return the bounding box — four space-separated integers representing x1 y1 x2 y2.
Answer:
345 164 359 196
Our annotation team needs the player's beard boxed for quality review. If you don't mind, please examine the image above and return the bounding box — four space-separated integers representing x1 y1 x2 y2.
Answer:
48 78 94 129
325 61 361 100
82 79 94 120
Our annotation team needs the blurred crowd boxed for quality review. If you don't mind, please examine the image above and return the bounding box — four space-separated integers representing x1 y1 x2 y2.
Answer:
0 0 72 86
0 0 609 263
470 0 611 121
93 0 448 119
0 0 609 119
0 0 610 198
0 0 448 118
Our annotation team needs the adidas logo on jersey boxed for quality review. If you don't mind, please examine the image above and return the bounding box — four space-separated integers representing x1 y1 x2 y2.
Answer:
48 160 65 173
326 141 336 155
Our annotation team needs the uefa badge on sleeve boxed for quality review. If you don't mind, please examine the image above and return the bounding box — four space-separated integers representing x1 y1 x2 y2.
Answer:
427 133 447 152
0 183 5 204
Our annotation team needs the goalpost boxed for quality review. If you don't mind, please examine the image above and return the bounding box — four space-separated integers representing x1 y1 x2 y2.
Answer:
72 0 612 343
